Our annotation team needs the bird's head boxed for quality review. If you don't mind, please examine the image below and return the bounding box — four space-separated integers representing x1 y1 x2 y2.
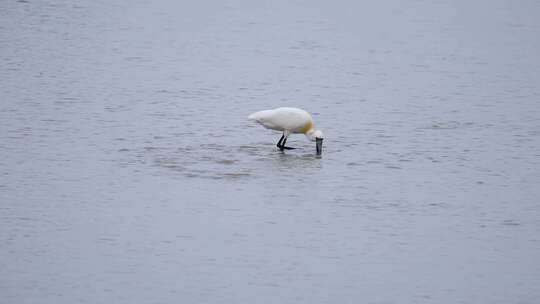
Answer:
306 129 324 155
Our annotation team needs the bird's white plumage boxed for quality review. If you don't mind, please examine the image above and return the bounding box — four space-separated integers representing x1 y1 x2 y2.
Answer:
248 107 314 134
248 107 324 154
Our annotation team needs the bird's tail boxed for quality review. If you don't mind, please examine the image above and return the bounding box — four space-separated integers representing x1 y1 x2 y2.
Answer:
248 110 269 121
247 113 257 120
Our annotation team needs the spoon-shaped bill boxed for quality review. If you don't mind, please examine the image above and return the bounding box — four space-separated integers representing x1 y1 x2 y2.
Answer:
316 138 323 155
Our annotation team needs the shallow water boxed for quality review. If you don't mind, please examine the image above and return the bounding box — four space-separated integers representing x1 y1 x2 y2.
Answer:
1 0 540 303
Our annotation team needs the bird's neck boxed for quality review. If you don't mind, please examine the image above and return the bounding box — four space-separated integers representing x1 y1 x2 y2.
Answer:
305 128 316 141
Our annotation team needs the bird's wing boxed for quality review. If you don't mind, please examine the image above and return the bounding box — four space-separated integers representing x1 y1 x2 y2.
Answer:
268 108 308 131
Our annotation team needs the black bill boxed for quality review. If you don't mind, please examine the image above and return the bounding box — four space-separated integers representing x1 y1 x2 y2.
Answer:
316 138 323 155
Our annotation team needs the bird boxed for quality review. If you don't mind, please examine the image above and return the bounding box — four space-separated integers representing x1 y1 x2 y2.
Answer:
248 107 324 155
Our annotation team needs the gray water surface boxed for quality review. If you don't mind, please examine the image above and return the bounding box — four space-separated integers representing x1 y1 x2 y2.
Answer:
2 0 540 303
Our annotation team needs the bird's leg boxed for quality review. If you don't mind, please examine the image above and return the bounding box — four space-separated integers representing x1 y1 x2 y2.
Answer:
277 131 295 151
281 136 295 150
276 134 285 150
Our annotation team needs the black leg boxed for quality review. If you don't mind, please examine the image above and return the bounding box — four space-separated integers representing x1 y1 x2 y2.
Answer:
276 134 285 150
281 137 295 150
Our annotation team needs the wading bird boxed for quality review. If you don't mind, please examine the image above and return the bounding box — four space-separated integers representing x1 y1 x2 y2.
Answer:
248 107 324 155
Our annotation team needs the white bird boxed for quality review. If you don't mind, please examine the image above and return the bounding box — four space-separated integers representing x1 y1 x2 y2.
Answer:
248 107 324 155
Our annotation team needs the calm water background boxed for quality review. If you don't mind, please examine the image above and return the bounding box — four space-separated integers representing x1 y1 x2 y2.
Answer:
1 0 540 303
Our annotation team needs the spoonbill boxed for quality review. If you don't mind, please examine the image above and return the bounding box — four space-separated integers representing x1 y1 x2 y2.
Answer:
248 107 324 155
